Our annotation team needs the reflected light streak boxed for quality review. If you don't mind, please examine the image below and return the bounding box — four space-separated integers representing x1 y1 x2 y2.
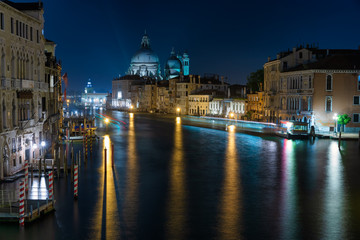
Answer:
104 135 120 239
27 176 48 200
218 131 241 239
124 114 138 235
176 117 181 124
280 139 298 240
166 119 187 239
322 141 346 239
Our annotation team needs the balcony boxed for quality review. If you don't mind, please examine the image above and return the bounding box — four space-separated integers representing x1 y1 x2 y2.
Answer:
21 79 35 89
19 119 35 129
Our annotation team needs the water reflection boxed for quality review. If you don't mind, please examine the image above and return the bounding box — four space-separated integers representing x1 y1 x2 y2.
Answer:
280 139 298 240
218 131 241 239
27 176 48 200
166 118 187 239
90 135 120 239
322 141 346 239
123 113 139 236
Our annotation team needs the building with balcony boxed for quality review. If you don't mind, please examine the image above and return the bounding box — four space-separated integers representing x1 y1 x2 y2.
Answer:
264 44 360 132
0 1 60 179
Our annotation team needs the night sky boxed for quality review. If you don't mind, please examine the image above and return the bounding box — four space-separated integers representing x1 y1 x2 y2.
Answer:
15 0 360 91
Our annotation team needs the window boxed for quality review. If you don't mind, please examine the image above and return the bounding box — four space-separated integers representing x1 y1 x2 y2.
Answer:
358 75 360 91
36 29 39 43
30 27 33 41
299 52 303 59
309 76 312 88
354 96 360 105
19 156 22 165
16 20 18 35
283 62 287 70
0 13 4 30
325 96 332 112
11 17 13 33
353 113 359 123
326 75 332 91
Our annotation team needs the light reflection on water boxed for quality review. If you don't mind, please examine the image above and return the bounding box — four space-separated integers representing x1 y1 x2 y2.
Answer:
280 139 298 240
218 130 241 239
322 141 346 239
123 113 139 237
166 117 187 239
1 113 360 239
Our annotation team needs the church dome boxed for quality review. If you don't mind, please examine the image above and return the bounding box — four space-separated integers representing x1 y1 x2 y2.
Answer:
131 48 159 64
165 48 182 79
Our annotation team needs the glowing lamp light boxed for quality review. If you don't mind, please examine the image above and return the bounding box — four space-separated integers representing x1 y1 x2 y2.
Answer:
228 125 236 132
286 122 293 129
333 113 338 120
104 118 110 124
229 112 234 118
33 143 37 149
41 141 46 147
176 107 181 113
130 105 134 110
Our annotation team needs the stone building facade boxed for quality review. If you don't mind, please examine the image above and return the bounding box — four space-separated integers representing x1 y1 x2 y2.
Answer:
264 45 360 132
0 1 61 179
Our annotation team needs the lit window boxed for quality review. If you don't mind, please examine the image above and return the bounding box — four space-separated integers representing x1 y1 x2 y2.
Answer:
358 75 360 91
309 76 312 89
117 91 122 99
326 75 332 91
325 96 332 112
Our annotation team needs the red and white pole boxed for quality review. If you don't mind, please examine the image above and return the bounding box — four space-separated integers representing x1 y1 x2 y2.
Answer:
19 181 25 226
74 164 78 199
48 171 53 200
24 160 29 192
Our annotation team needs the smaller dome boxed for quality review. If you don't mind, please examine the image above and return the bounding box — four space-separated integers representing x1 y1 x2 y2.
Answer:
165 48 182 70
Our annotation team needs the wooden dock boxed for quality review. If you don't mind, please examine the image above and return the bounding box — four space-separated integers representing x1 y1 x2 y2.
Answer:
0 199 55 223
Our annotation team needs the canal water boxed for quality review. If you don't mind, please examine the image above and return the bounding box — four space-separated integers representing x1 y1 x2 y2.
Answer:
1 111 360 240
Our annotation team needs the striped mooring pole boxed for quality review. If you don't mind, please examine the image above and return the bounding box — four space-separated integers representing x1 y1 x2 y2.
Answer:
49 171 53 200
24 160 29 192
19 181 25 226
74 164 78 199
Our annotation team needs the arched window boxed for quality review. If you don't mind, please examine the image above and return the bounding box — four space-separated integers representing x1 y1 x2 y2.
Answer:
326 75 332 91
325 96 332 112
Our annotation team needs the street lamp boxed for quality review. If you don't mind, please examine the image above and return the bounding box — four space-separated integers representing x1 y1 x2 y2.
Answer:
176 107 181 116
104 118 109 131
229 112 234 118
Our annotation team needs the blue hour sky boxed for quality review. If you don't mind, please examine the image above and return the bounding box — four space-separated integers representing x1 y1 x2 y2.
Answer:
15 0 360 91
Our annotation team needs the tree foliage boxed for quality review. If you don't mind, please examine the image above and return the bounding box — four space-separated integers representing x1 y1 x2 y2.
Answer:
246 69 264 93
337 114 351 125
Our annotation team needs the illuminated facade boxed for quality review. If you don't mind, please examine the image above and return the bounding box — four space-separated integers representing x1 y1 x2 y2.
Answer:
264 45 360 132
0 1 61 179
127 33 161 79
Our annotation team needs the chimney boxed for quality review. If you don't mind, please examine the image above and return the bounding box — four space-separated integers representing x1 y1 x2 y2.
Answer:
267 56 271 62
277 54 280 59
326 49 329 55
228 88 230 98
221 76 224 85
293 47 296 53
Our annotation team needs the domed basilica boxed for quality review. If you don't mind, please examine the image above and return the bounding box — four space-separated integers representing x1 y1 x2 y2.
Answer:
127 32 189 80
